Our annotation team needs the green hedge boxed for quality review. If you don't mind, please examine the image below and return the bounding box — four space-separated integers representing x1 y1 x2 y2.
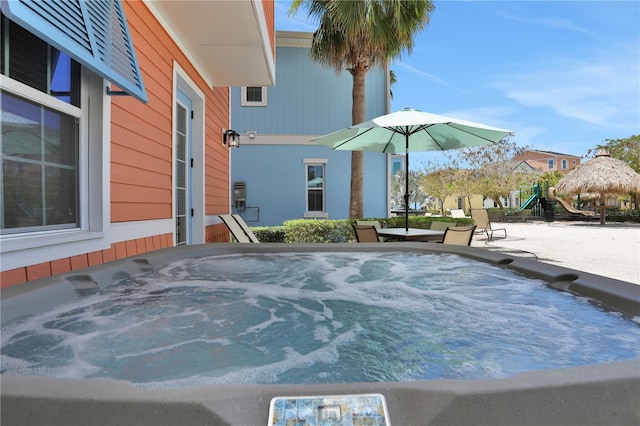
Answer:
249 217 472 243
283 219 352 243
251 226 286 242
604 209 640 223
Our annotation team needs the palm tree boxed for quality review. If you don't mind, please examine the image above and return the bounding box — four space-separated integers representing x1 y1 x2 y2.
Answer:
289 0 435 218
391 169 426 210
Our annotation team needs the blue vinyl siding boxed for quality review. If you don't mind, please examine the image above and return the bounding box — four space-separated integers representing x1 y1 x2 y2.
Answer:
231 45 387 135
231 146 387 226
230 32 390 226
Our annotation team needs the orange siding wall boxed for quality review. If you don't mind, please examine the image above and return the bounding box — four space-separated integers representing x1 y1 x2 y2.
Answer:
1 224 231 288
112 2 230 222
206 223 231 244
2 3 235 288
204 86 231 216
263 0 275 56
1 233 174 288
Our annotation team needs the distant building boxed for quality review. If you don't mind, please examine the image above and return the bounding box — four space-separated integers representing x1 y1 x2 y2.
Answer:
512 150 581 174
229 31 391 226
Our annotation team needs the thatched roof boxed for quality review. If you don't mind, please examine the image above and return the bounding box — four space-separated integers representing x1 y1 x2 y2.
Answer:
555 150 640 195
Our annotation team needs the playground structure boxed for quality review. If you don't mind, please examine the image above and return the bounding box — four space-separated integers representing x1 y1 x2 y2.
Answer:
514 183 597 220
549 187 596 217
518 183 542 212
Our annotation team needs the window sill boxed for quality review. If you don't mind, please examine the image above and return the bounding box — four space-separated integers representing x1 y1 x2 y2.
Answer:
1 229 105 253
304 212 329 219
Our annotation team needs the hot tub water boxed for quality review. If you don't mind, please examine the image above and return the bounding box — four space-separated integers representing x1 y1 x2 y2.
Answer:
2 252 639 389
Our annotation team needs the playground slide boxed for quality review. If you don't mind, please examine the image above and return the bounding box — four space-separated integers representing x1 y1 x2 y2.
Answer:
553 197 596 217
519 194 538 211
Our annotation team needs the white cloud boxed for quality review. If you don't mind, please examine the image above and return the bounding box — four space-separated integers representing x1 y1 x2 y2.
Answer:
496 11 594 36
492 42 639 131
439 105 516 130
394 62 447 85
394 62 475 96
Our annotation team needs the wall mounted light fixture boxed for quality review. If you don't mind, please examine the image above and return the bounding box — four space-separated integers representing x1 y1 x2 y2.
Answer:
223 129 240 148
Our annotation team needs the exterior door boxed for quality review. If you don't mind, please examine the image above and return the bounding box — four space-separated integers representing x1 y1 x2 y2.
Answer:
175 89 193 245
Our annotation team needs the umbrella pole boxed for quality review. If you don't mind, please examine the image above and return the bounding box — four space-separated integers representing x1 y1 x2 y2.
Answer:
405 132 410 232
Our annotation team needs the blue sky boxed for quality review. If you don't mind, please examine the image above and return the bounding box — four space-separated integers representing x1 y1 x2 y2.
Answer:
276 1 639 168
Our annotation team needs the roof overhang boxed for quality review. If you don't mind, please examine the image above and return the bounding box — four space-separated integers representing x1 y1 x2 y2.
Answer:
146 0 275 88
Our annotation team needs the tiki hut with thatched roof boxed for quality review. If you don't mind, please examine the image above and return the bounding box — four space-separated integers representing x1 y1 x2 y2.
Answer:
555 150 640 224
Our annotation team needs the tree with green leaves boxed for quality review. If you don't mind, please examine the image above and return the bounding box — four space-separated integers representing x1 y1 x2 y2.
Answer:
453 138 534 211
449 168 479 213
420 161 458 215
588 135 640 173
588 135 640 209
289 0 435 218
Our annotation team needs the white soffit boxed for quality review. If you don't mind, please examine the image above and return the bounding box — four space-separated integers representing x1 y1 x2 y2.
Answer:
146 0 275 87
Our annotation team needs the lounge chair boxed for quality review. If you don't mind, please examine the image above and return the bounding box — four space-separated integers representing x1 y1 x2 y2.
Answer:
450 209 468 219
352 224 381 243
470 208 507 241
356 220 385 242
441 225 477 246
219 214 257 243
232 214 260 243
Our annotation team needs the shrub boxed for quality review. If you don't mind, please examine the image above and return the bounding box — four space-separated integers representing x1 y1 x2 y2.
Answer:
605 209 640 223
248 216 475 244
283 219 352 243
252 226 286 242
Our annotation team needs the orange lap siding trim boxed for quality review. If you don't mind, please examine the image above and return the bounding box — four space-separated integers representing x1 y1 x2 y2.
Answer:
0 233 174 288
206 223 231 243
262 0 275 56
112 2 230 223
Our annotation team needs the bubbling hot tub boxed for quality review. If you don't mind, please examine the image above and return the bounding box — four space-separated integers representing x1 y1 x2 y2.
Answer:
2 243 639 425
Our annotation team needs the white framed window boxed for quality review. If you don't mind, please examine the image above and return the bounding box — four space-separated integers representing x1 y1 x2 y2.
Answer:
303 159 328 218
241 86 267 106
561 159 568 170
547 159 555 170
1 18 82 234
1 17 106 247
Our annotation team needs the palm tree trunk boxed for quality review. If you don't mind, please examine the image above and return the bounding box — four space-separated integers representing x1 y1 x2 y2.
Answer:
349 65 367 218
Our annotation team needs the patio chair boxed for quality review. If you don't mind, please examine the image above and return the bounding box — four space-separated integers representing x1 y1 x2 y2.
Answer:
219 214 254 243
356 220 385 242
232 214 260 243
430 221 456 231
450 209 468 219
352 224 381 243
441 225 477 246
470 208 507 241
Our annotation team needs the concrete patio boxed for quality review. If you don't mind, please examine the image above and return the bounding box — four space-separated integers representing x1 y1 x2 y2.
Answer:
471 220 640 285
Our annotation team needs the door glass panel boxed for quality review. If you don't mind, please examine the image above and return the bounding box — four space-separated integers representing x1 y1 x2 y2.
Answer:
174 103 187 245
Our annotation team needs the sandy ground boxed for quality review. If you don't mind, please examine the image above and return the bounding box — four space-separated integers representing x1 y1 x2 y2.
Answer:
470 220 640 285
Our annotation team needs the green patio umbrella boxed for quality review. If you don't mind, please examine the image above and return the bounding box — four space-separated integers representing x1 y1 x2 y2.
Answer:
313 108 512 230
